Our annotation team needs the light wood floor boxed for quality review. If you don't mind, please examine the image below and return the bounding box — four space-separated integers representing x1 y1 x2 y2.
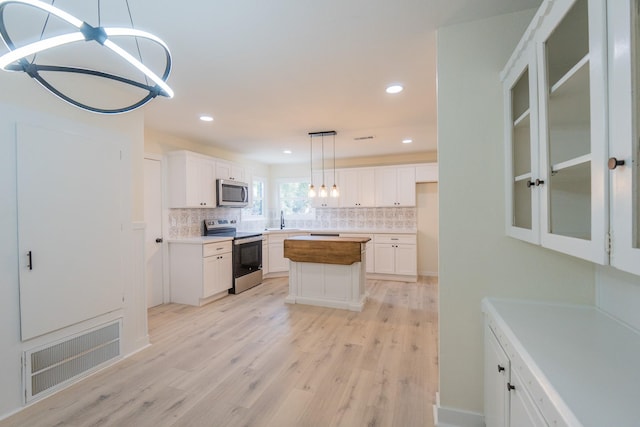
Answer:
1 276 438 427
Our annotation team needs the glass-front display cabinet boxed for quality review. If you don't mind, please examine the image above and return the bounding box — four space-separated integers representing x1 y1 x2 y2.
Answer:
503 49 540 244
501 0 608 264
608 0 640 275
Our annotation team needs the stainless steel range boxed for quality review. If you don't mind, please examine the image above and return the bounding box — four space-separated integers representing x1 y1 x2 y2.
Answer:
203 220 263 294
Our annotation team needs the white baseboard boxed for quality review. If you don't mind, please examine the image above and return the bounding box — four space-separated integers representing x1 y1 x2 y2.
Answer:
434 395 484 427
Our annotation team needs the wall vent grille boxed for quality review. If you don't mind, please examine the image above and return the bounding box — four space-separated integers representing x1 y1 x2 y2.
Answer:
25 320 121 402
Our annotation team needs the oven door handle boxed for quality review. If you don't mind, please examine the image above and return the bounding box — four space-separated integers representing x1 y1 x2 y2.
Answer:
234 235 264 245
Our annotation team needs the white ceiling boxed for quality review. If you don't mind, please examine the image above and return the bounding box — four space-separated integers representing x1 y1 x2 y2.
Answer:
2 0 543 164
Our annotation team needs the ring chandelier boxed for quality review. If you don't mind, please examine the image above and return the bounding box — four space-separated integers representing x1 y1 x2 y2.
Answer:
0 0 173 114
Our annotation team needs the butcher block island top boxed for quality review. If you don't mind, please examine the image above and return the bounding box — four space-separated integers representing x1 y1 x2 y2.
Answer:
283 236 371 265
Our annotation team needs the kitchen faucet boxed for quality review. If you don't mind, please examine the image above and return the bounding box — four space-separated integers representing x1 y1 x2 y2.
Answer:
280 210 285 229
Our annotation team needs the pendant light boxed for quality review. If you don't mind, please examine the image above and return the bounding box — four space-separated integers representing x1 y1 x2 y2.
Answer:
308 134 316 197
330 132 339 197
0 0 173 114
319 133 328 198
308 130 336 199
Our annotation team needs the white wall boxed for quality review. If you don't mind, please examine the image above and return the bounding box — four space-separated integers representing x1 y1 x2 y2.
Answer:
437 10 595 416
0 71 147 419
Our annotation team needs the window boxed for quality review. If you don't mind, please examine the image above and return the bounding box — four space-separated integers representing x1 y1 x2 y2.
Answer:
278 178 313 218
243 176 265 218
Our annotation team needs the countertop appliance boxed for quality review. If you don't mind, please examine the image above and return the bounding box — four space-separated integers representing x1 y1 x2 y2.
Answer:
203 219 263 294
217 179 249 207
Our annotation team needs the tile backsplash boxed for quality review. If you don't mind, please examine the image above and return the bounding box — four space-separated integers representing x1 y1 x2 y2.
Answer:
168 207 416 239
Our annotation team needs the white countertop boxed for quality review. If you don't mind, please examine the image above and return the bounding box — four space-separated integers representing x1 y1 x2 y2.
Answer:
483 298 640 427
167 236 233 244
262 228 417 235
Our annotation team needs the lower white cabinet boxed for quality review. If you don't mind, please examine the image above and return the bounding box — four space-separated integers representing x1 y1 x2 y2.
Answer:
262 237 269 275
169 240 233 306
484 321 545 427
483 298 640 427
373 234 417 278
340 233 374 273
266 232 308 274
268 234 289 273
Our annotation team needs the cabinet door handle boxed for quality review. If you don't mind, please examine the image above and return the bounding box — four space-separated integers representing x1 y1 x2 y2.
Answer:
27 250 33 270
526 180 534 188
535 179 544 186
497 365 505 373
608 157 625 170
507 382 516 391
155 238 163 243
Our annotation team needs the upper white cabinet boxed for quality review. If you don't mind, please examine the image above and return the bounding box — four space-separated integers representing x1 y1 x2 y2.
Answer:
501 0 608 264
608 0 640 275
415 163 439 183
374 166 416 207
339 168 375 207
167 151 216 208
216 160 245 182
503 47 540 245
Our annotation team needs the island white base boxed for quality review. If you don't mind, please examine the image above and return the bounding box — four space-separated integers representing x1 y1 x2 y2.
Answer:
285 260 367 311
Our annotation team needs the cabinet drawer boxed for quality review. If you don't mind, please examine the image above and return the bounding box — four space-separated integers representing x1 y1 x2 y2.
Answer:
203 241 232 257
374 234 416 245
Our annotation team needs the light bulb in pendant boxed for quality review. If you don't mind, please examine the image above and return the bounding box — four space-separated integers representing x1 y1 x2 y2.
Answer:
308 184 316 198
319 184 328 198
330 184 339 198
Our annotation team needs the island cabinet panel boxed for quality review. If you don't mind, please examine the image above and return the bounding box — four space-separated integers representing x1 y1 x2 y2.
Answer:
284 236 368 311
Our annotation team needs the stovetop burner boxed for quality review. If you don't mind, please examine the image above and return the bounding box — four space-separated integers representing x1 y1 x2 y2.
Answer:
203 219 262 240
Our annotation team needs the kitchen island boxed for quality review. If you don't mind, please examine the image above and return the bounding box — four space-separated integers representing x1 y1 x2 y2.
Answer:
283 235 370 311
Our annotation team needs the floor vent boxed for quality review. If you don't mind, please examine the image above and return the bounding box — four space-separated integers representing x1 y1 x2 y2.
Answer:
25 320 121 402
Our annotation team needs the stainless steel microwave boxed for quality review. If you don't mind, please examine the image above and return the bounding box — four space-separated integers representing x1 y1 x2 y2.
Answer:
217 179 249 207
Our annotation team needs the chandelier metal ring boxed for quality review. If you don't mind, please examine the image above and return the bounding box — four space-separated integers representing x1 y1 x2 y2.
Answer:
0 0 173 114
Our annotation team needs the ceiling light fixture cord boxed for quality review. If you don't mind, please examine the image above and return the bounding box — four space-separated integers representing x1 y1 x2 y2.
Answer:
0 0 174 114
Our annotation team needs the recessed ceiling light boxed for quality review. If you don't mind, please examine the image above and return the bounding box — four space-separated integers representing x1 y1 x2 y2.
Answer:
402 139 413 144
199 115 214 122
386 84 404 94
283 150 292 154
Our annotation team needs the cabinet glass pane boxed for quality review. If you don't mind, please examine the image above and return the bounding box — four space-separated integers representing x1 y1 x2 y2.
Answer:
546 0 591 166
512 68 531 177
549 162 591 240
514 179 532 229
546 0 589 88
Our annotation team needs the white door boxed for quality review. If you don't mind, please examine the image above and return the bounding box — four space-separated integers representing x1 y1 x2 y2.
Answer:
17 123 124 340
144 156 164 307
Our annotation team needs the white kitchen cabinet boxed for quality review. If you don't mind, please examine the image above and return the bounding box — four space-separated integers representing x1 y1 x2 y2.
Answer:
415 163 439 183
484 324 509 427
169 240 232 306
483 298 640 426
374 166 416 207
312 170 339 208
262 237 269 275
167 151 216 208
340 233 374 273
373 234 417 279
339 168 375 207
501 0 608 264
607 0 640 275
484 321 546 427
216 160 245 182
